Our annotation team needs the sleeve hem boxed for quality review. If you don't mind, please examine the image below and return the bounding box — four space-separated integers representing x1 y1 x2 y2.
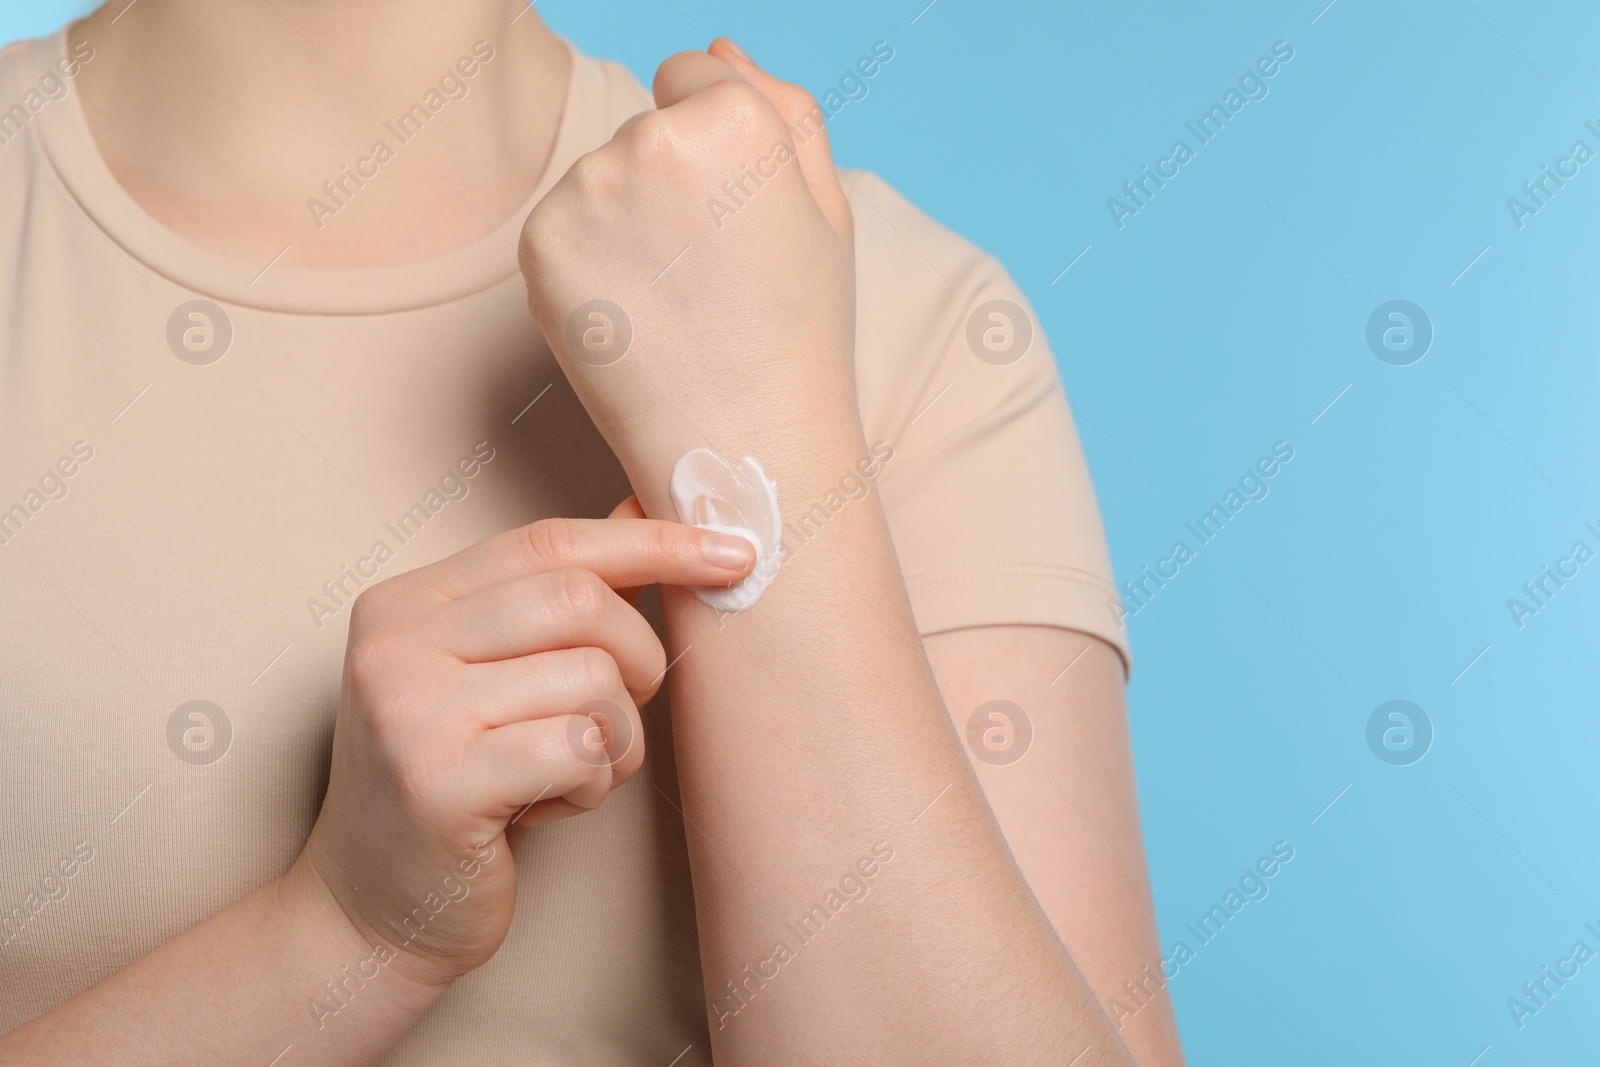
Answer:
904 564 1133 680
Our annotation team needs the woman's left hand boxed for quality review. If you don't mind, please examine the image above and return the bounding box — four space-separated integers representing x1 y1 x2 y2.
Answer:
517 39 861 514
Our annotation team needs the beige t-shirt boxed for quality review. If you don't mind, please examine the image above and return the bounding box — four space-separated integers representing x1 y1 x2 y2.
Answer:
0 29 1128 1065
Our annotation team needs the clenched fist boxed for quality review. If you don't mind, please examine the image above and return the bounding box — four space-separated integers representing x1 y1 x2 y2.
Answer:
517 40 864 516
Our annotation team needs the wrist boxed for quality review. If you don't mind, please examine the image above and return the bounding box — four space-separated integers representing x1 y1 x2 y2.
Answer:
618 381 868 522
276 855 453 1011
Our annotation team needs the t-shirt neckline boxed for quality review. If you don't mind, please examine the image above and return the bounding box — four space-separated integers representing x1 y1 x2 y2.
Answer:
27 27 600 315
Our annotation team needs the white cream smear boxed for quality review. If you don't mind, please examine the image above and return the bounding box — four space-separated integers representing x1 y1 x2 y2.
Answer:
669 448 782 611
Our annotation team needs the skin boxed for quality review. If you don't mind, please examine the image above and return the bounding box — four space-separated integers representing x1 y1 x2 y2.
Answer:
2 2 1183 1064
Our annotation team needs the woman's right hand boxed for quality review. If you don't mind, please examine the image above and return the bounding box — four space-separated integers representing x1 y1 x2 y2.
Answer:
286 502 756 989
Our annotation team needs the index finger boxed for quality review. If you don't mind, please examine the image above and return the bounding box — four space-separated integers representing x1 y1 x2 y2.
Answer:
413 516 756 602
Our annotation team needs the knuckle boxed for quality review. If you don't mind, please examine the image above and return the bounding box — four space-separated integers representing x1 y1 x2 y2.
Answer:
647 521 682 569
578 749 616 795
568 644 622 697
703 77 757 112
772 82 821 125
345 627 405 695
524 517 577 570
565 147 619 199
545 723 594 776
517 199 559 269
627 110 688 166
712 80 781 143
550 568 610 624
564 149 598 187
519 161 602 265
544 717 614 804
347 578 398 631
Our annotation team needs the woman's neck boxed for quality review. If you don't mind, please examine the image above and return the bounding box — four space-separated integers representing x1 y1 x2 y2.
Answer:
71 0 571 268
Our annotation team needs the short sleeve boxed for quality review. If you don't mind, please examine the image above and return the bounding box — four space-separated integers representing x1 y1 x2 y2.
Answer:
844 171 1131 676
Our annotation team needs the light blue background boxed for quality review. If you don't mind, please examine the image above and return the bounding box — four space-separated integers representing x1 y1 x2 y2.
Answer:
8 2 1597 1064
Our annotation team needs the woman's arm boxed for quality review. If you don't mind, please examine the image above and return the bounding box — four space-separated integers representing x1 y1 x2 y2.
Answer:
1 514 756 1064
516 39 1149 1063
658 446 1137 1064
0 864 443 1066
926 626 1186 1067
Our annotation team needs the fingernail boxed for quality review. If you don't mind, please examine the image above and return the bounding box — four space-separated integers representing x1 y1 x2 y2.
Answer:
719 37 753 65
700 531 756 570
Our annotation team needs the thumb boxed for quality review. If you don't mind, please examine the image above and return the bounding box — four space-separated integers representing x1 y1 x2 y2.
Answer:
708 37 853 244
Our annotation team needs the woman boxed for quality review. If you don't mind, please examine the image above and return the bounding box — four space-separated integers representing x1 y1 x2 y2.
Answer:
0 1 1183 1063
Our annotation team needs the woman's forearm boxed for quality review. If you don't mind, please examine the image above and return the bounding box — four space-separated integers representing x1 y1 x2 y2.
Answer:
656 425 1135 1065
501 35 1134 1058
0 860 445 1066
